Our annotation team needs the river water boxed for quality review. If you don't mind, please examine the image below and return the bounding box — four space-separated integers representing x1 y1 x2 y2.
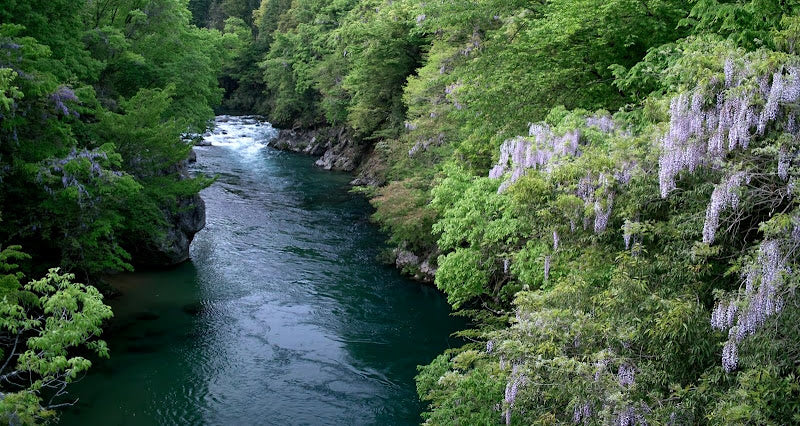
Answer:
59 116 461 425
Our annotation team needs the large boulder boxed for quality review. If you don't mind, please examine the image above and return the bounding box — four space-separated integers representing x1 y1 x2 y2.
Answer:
315 139 362 172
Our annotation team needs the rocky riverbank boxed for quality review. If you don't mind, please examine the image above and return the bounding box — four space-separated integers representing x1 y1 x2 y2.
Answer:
268 127 365 172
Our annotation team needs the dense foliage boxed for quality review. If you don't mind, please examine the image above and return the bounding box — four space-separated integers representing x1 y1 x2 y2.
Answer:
208 0 800 423
1 0 233 420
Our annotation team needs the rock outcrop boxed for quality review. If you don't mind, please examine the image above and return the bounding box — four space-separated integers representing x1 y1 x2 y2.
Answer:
268 127 365 172
129 154 206 267
129 193 205 267
349 148 386 187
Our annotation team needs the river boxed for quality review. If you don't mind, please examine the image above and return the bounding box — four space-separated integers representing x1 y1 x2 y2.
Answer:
58 116 462 425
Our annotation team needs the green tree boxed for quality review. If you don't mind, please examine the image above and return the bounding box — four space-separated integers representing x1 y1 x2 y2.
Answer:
0 246 113 424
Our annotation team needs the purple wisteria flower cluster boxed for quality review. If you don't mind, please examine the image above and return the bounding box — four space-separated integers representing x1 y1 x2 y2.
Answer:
488 116 632 241
616 405 648 426
49 85 79 117
712 239 790 371
37 147 120 206
778 149 792 180
667 58 800 372
617 363 635 387
488 122 582 192
576 172 618 234
586 114 618 133
408 132 445 157
444 82 464 110
702 171 749 244
503 366 526 425
659 60 800 199
543 255 551 281
572 402 592 425
622 220 636 250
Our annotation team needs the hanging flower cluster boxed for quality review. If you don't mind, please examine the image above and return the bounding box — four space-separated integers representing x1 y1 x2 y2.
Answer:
702 171 749 244
503 365 527 425
408 132 445 157
616 405 648 426
711 239 791 371
617 364 635 387
37 147 121 206
778 149 793 180
488 116 632 238
659 60 800 198
575 172 618 234
487 116 635 281
461 32 481 57
489 124 581 192
586 114 618 133
444 82 463 110
594 193 614 233
658 58 800 372
543 255 551 281
622 220 635 250
572 402 592 425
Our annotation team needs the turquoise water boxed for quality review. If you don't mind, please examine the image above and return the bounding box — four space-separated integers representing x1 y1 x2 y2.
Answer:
58 117 462 425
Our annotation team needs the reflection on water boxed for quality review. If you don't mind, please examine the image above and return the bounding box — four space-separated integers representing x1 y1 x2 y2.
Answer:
59 116 462 425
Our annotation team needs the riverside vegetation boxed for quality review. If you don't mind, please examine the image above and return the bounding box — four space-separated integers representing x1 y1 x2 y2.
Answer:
2 0 800 424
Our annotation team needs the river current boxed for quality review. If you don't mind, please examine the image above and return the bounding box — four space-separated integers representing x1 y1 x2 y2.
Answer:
59 116 461 425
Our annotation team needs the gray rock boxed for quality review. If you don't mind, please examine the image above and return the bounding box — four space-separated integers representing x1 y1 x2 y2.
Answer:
419 259 437 282
315 140 362 172
269 127 365 172
132 194 205 267
129 153 206 267
350 150 386 187
194 135 211 146
350 176 383 187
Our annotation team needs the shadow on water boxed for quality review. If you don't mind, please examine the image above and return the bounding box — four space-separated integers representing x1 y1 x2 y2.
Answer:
58 116 464 426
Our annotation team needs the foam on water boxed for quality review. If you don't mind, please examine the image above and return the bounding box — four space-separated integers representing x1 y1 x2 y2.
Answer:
202 115 279 155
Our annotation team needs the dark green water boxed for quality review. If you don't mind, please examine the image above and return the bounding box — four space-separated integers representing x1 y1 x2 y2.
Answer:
58 116 462 425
